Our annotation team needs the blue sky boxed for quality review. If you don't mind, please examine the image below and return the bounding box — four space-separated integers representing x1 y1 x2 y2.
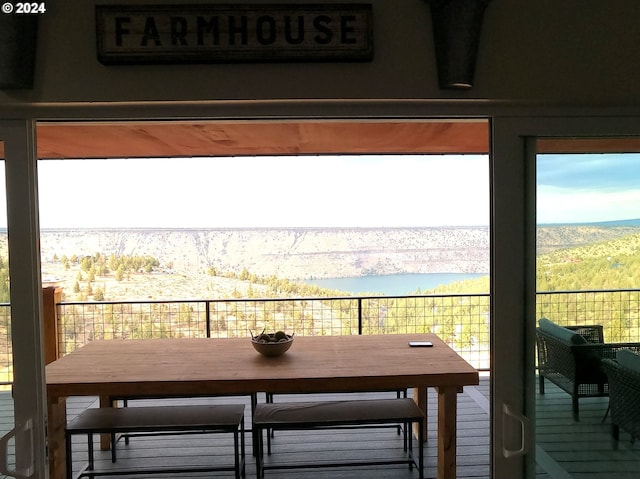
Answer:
537 153 640 224
537 154 640 190
0 153 637 228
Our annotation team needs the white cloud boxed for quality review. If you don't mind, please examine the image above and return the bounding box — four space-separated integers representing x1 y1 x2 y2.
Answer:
537 186 640 223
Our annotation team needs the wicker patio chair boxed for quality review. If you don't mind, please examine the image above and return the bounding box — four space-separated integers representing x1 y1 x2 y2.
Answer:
536 318 640 421
601 352 640 444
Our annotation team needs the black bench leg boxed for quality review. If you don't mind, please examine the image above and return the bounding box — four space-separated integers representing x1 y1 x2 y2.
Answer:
87 433 95 472
251 393 259 457
241 417 246 478
396 390 403 436
612 423 620 441
110 432 117 463
233 414 246 479
234 429 240 479
408 421 413 470
572 395 580 421
403 421 409 451
602 403 611 423
256 426 264 479
265 393 274 452
266 426 272 455
418 417 424 479
65 432 72 479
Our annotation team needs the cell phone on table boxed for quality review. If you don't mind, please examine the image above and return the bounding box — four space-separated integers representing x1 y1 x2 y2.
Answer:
408 341 433 347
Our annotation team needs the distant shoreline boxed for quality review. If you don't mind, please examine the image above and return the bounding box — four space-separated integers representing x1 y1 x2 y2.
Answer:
31 217 640 231
306 272 488 296
36 225 490 232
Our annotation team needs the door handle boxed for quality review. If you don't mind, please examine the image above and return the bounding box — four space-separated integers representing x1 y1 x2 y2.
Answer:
0 418 34 478
502 403 529 458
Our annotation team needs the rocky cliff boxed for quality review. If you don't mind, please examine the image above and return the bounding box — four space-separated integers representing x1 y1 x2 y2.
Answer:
39 227 489 279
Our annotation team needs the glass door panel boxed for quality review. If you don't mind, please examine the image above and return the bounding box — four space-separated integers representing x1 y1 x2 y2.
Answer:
535 139 640 478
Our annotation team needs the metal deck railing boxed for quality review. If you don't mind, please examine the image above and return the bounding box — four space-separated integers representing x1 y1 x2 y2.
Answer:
55 293 491 370
1 288 640 385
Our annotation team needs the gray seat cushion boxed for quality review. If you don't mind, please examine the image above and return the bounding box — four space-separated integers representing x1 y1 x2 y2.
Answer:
254 399 424 427
617 349 640 372
539 317 588 345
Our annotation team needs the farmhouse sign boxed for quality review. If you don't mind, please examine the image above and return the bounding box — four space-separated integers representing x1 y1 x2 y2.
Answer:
96 4 373 64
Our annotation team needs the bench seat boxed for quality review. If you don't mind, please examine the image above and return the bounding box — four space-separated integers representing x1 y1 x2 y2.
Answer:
65 404 245 479
106 393 257 453
263 390 408 451
253 398 424 479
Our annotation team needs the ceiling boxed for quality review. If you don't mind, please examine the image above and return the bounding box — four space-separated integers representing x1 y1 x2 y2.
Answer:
1 120 639 159
32 120 490 159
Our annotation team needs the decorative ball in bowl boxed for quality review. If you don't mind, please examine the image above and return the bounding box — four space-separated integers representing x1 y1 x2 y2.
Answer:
250 331 294 357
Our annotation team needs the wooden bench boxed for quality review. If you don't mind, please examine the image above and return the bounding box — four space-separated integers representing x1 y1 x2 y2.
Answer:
106 393 257 453
263 390 409 451
253 398 424 479
65 404 246 479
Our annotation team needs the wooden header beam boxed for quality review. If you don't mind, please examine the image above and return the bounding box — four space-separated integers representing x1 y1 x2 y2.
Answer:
25 120 490 159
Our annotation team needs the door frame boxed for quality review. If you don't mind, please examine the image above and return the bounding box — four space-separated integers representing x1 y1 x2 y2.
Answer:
5 111 640 479
0 120 47 478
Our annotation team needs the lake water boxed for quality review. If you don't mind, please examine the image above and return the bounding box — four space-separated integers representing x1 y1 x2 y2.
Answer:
305 273 488 296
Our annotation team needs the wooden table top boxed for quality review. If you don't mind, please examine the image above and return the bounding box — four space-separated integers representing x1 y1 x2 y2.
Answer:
46 334 479 399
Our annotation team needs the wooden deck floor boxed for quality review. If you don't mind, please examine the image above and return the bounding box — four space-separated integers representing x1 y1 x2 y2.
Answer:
64 387 490 479
3 377 640 479
535 381 640 479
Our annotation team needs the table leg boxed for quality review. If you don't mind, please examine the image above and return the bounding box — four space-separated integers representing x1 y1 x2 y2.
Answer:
437 385 457 479
412 387 428 441
47 395 67 479
99 395 113 450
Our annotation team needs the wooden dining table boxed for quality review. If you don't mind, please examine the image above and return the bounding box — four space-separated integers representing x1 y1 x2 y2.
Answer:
46 333 479 479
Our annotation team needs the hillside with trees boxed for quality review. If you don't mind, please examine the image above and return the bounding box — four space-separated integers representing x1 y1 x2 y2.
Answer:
537 231 640 291
536 223 640 254
424 230 640 294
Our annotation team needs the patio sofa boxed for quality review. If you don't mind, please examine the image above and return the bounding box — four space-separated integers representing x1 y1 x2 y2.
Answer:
601 349 640 444
535 317 640 420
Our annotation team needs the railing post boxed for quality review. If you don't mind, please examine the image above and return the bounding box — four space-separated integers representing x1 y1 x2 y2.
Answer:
205 301 211 338
358 297 363 335
42 286 63 364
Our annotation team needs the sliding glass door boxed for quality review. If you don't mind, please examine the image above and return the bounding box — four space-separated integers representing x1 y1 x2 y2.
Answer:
535 140 640 478
0 121 47 479
492 117 640 479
